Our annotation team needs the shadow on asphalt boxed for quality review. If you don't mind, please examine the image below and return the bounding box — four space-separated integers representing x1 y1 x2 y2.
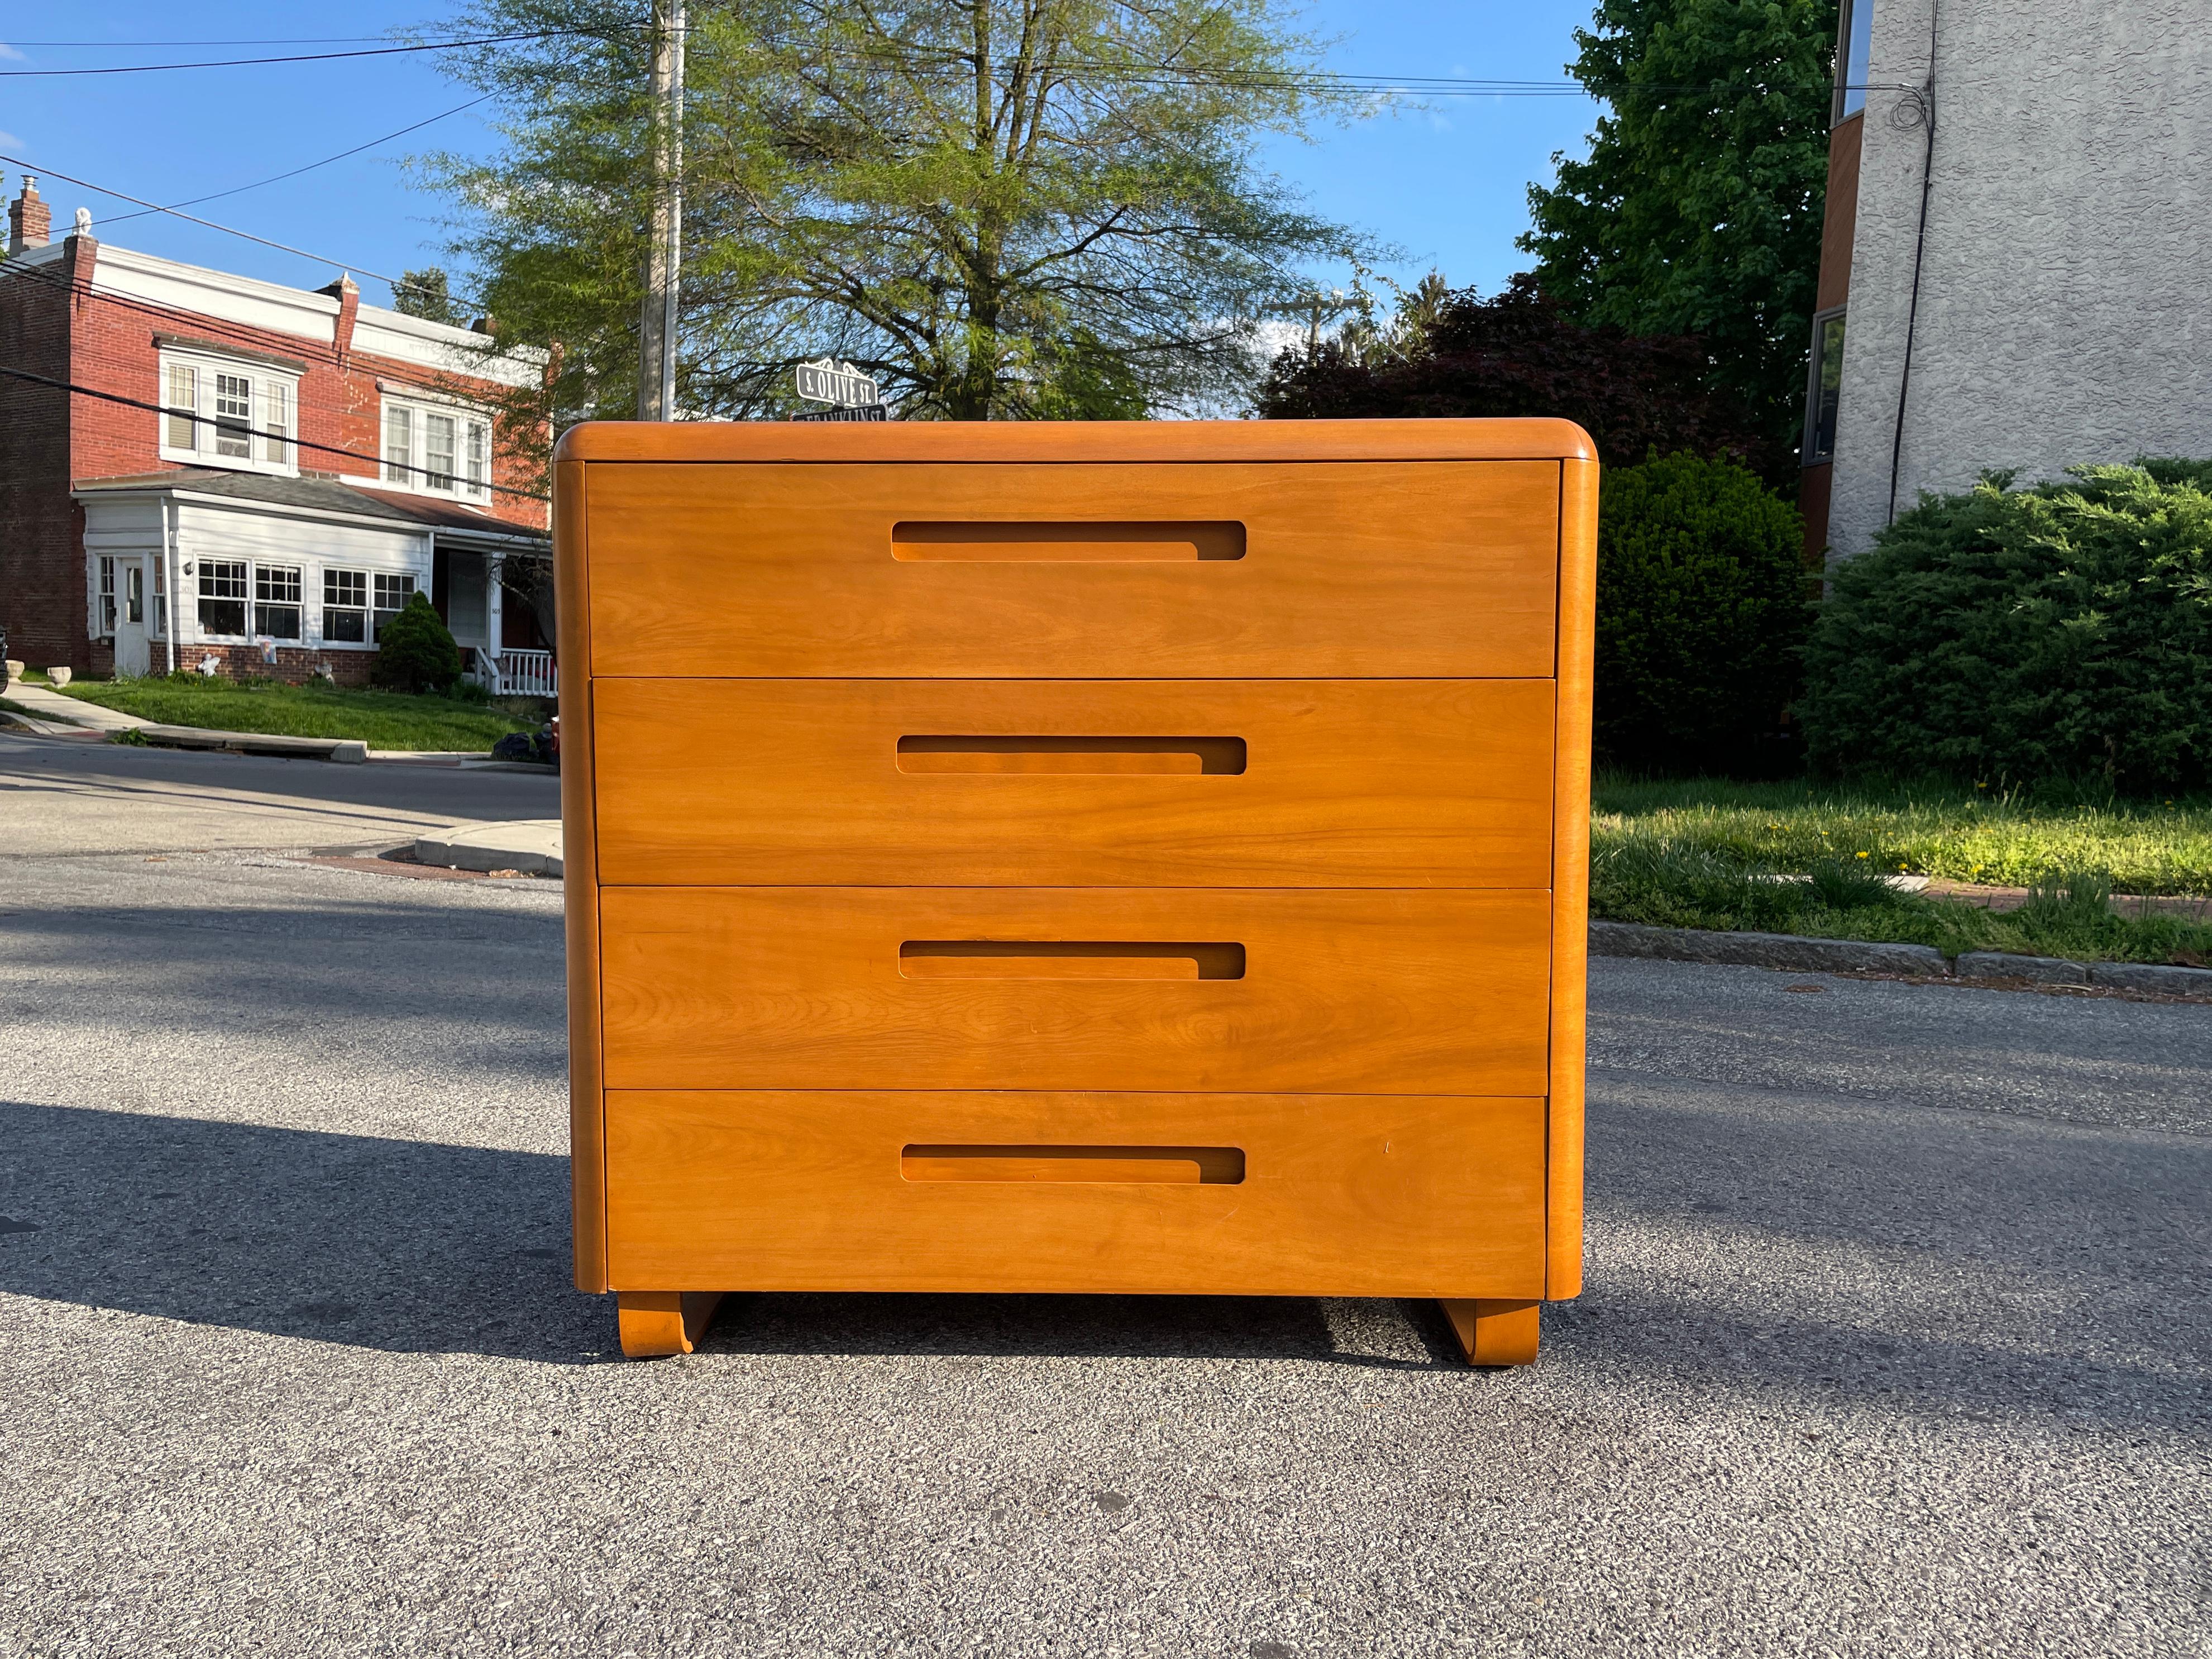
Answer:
3 1098 2203 1427
0 1101 1469 1370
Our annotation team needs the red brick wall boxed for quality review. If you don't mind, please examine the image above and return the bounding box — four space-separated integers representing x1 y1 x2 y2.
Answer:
0 247 85 669
0 235 552 672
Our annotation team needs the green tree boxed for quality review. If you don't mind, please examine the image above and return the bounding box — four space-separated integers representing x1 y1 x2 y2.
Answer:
393 266 465 326
1593 451 1810 773
418 0 1366 423
1520 0 1837 448
372 594 464 694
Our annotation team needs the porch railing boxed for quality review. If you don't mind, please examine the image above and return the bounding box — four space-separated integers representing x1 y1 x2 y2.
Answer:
489 649 557 699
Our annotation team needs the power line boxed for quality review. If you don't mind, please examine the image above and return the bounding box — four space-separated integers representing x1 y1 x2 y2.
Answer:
0 31 623 77
98 96 494 227
0 151 450 302
0 363 550 505
0 257 533 441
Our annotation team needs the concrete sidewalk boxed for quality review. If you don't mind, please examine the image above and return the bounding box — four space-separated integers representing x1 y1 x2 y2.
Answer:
2 680 149 731
413 817 563 876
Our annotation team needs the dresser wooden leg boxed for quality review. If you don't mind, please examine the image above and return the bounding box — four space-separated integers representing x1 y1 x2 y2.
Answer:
617 1291 725 1357
1439 1298 1540 1366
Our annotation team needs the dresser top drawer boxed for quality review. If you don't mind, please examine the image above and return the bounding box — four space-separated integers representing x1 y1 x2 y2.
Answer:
575 458 1564 678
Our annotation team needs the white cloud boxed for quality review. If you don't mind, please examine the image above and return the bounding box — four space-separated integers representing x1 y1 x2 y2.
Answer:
0 131 21 150
0 44 26 63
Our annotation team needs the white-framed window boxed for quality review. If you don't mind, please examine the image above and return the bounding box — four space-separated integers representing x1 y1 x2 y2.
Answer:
95 556 117 638
152 559 168 639
197 559 249 637
255 564 304 640
373 572 418 640
379 394 491 501
159 349 299 476
323 568 369 643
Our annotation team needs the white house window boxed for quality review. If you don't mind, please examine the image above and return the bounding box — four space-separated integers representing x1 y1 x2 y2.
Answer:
96 557 117 637
198 560 249 635
125 564 145 627
380 395 490 501
164 364 198 450
158 350 298 476
383 407 414 484
323 569 369 642
425 413 457 490
152 560 168 638
255 564 303 640
213 373 253 459
373 572 417 640
261 384 289 465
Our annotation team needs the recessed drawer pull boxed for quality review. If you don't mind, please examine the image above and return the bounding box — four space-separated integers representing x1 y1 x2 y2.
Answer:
895 735 1247 775
901 1144 1246 1185
891 520 1245 562
898 940 1245 980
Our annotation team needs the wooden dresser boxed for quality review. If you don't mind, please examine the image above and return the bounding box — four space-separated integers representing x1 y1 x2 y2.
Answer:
555 419 1597 1364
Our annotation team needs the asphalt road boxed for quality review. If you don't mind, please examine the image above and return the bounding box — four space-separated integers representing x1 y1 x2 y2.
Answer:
1 739 2206 1657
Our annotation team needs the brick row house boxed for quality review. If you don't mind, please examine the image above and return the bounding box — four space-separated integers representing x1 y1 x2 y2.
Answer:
0 178 555 690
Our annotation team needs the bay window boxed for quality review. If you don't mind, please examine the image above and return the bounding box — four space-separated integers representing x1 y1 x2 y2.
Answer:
158 349 298 475
379 394 491 501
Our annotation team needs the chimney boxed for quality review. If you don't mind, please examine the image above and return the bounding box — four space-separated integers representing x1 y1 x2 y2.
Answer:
318 272 360 357
8 177 51 254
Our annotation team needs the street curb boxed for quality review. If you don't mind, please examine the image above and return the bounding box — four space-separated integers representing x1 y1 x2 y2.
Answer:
1589 920 1946 976
133 725 367 763
413 819 563 877
1590 920 2212 998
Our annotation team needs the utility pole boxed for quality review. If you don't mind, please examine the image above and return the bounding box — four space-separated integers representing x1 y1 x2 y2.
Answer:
637 0 686 420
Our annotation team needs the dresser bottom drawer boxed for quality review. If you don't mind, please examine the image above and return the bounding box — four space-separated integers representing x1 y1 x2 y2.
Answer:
604 1091 1546 1297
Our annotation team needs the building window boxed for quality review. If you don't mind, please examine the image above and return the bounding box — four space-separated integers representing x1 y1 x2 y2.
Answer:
152 560 168 638
323 570 369 643
165 364 198 450
198 560 249 635
1834 0 1874 125
261 383 289 465
383 406 414 484
380 395 491 500
373 572 417 640
159 351 297 475
97 557 117 637
1803 309 1847 465
125 563 145 627
213 372 254 460
255 564 303 640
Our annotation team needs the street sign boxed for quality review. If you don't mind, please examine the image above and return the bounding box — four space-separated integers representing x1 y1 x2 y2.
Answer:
795 357 880 408
791 404 890 423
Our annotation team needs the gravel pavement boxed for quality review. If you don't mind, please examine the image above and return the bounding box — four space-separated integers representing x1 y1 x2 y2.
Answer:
1 738 2206 1657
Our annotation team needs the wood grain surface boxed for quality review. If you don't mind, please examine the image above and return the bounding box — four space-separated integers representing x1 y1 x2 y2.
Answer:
592 678 1555 887
1547 456 1599 1300
598 887 1552 1094
557 415 1597 466
554 459 609 1293
603 1090 1547 1296
584 461 1560 678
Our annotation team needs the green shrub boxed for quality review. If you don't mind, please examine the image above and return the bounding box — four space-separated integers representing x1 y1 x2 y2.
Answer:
1594 452 1810 774
1799 461 2212 793
371 593 462 695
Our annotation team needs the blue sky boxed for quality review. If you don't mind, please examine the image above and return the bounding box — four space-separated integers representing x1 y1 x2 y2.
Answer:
0 1 1601 313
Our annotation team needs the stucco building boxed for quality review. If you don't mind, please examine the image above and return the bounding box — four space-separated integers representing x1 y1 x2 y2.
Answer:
0 179 555 690
1803 0 2212 560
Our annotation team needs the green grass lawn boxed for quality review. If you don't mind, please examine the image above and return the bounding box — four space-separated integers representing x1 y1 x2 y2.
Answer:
1593 776 2212 964
59 675 539 752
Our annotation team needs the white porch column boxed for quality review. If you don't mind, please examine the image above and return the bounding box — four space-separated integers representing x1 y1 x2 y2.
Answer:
486 556 505 689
